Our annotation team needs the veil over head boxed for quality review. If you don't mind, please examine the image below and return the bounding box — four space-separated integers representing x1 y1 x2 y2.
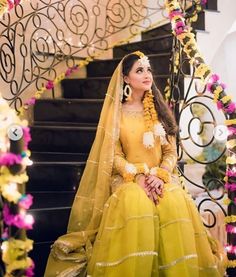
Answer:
45 55 129 276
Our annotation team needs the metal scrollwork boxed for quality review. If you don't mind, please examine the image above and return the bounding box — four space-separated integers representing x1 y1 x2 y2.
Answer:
0 0 165 111
170 30 227 227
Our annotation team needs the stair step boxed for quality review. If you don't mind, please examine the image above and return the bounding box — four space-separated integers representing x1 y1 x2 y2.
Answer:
113 34 173 58
34 99 103 124
87 53 172 77
28 207 70 242
142 23 172 40
205 0 217 11
31 151 88 162
27 162 84 191
62 75 171 99
191 11 205 31
29 125 96 153
30 191 75 209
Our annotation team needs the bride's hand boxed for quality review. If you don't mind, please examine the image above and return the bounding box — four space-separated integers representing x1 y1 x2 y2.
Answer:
135 174 154 200
145 175 164 204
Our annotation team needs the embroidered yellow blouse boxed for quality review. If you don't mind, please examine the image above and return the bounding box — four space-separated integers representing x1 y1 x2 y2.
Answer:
113 109 177 179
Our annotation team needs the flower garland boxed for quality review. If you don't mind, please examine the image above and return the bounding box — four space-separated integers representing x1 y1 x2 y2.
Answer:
165 0 236 268
164 1 208 101
0 0 22 17
123 162 149 182
0 96 34 276
188 0 208 23
142 90 167 148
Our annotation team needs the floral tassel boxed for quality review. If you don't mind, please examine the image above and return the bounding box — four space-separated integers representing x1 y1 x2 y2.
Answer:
154 122 168 145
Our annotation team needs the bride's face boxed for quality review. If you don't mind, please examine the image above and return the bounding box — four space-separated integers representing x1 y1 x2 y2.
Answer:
124 59 153 93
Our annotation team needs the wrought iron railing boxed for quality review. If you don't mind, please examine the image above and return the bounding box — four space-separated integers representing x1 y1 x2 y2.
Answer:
168 2 227 230
0 0 167 112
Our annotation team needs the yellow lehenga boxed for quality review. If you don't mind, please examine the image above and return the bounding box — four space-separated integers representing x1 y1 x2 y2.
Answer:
44 55 226 277
86 109 225 277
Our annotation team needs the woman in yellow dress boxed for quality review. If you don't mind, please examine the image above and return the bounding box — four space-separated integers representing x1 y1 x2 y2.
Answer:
45 51 226 276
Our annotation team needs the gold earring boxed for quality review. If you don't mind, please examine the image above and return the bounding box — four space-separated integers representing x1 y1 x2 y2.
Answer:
123 84 132 101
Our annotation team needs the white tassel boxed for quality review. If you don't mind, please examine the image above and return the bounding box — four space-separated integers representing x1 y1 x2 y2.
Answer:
150 167 157 176
125 163 137 175
143 131 155 148
143 163 150 174
153 123 168 145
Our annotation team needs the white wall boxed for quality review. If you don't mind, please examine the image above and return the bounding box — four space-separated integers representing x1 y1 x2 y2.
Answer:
211 28 236 100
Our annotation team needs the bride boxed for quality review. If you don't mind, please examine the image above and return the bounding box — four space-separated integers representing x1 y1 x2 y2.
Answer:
45 51 226 277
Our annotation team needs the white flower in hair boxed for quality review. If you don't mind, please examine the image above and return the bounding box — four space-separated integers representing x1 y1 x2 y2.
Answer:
143 131 155 148
125 163 137 175
154 123 168 145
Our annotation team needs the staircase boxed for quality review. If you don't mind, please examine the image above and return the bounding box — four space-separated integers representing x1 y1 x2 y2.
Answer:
26 1 219 275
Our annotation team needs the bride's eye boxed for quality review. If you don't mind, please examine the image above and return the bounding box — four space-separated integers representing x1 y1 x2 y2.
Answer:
136 68 143 73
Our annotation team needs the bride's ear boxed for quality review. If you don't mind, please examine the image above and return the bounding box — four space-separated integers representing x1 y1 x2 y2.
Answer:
123 75 130 84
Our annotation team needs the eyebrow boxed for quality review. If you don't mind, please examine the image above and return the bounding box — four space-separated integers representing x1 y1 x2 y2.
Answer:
135 66 151 71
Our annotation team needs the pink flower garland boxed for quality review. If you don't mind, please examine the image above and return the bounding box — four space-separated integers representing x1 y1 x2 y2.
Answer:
225 183 236 192
0 153 22 166
26 261 35 277
228 127 236 136
7 0 21 11
19 194 33 209
225 244 236 254
23 65 79 109
0 127 31 166
3 203 34 230
226 224 236 234
226 169 236 178
22 126 32 150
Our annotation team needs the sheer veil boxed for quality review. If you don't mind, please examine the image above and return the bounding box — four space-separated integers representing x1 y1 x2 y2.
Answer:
45 58 125 276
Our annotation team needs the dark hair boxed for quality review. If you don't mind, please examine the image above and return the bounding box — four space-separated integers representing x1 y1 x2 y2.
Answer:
122 53 178 136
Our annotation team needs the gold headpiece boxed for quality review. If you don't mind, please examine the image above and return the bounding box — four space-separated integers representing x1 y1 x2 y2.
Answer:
133 51 150 68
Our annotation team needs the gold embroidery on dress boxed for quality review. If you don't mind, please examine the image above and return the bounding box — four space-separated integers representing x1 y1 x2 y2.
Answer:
105 215 159 230
166 186 179 192
96 251 158 267
57 263 87 277
94 206 103 213
76 195 95 201
122 109 144 118
159 254 198 270
105 93 115 100
191 264 218 271
160 218 191 229
194 231 207 236
87 159 98 164
102 170 110 176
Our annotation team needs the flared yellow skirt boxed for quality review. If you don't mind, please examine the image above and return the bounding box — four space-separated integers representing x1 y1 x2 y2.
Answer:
87 181 226 277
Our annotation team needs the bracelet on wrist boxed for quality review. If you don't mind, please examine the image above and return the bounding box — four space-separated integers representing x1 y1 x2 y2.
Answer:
149 166 171 183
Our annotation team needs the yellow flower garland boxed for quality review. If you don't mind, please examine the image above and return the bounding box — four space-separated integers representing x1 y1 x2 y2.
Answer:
213 86 224 102
0 0 8 17
2 238 33 274
227 259 236 268
124 163 150 182
226 139 236 149
226 156 236 165
221 95 232 104
225 119 236 126
225 215 236 224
